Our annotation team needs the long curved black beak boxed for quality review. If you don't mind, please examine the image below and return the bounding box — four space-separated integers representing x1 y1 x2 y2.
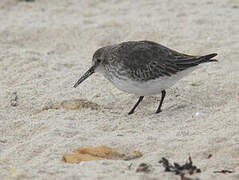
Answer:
73 65 95 88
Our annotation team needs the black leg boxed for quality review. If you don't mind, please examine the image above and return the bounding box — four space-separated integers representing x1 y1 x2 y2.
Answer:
156 90 166 114
128 96 144 115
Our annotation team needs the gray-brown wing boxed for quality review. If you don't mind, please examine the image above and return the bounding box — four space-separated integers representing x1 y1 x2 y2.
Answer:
119 41 194 81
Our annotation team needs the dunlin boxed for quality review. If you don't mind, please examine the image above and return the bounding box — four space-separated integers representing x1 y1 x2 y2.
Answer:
74 41 217 114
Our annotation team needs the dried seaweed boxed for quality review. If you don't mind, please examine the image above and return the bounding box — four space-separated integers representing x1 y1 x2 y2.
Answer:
159 156 201 176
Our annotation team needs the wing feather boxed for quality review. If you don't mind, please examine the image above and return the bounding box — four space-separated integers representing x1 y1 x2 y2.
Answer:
113 41 216 81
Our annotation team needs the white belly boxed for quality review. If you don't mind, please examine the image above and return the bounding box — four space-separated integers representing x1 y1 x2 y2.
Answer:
103 68 196 96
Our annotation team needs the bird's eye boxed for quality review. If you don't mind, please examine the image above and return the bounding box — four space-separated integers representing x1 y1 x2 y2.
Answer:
96 59 101 63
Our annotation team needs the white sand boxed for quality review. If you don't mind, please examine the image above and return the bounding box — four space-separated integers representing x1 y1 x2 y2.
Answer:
0 0 239 179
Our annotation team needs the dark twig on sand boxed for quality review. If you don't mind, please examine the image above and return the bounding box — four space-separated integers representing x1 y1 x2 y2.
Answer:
213 170 235 174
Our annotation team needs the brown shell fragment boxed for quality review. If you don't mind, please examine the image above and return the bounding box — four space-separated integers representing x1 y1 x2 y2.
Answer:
63 145 143 163
40 99 99 112
73 145 124 159
61 99 99 110
63 153 101 163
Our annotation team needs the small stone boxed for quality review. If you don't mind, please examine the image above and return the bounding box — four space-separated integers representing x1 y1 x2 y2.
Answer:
136 163 152 173
10 92 18 107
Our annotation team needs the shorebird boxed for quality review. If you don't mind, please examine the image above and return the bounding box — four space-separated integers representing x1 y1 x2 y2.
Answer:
73 41 217 114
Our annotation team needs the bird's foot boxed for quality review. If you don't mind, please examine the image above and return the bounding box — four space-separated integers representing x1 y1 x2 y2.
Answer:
128 110 134 115
155 109 162 114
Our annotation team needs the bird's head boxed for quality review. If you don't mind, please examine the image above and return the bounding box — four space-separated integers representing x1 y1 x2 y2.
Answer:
73 47 107 88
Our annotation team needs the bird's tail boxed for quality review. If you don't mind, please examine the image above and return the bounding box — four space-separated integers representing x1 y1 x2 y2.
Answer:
173 53 218 70
200 53 218 63
175 53 218 69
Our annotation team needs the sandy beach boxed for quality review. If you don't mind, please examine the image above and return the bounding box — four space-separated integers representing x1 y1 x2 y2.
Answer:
0 0 239 179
